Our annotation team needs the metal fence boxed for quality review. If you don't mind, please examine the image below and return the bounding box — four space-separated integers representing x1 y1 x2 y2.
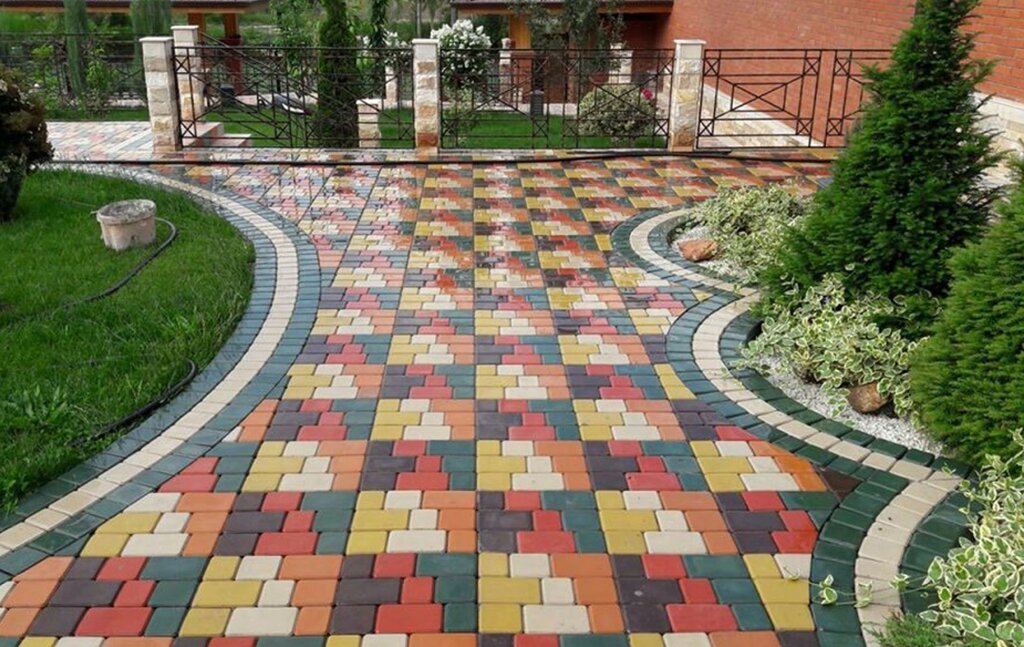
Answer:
174 40 414 148
438 47 674 149
696 48 889 149
0 32 146 116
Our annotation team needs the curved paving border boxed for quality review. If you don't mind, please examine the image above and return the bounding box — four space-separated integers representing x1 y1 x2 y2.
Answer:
0 167 320 581
613 206 971 647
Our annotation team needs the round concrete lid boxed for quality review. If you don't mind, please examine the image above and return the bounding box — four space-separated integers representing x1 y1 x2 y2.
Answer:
95 199 156 225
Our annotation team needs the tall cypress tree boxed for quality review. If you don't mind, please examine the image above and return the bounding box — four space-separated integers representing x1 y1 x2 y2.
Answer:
761 0 1001 337
63 0 89 103
315 0 359 147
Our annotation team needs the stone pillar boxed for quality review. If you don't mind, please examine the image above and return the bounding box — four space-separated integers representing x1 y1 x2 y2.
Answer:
172 25 203 125
412 38 440 153
141 36 181 153
359 101 381 149
499 38 513 101
612 42 633 84
384 65 398 110
668 39 705 151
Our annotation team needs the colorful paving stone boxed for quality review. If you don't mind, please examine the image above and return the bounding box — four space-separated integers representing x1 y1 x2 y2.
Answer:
1 126 961 647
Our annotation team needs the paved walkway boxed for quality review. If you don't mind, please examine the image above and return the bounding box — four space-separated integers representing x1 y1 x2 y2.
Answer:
0 124 967 647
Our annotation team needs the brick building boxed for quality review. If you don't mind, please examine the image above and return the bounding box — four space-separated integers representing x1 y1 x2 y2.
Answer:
651 0 1024 152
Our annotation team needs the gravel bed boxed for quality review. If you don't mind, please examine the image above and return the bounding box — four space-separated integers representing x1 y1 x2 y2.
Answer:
759 357 943 455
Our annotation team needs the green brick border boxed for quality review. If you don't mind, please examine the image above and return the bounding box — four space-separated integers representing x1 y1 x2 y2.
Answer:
611 206 972 646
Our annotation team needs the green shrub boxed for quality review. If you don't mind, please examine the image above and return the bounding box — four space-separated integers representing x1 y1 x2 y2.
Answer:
761 0 1001 337
315 0 359 147
0 65 52 220
914 432 1024 644
63 0 89 99
699 184 806 281
577 84 656 142
129 0 170 37
742 275 918 416
911 160 1024 463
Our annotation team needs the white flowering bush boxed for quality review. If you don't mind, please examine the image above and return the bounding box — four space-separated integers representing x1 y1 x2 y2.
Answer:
700 184 806 281
577 84 657 142
432 20 492 89
741 275 918 416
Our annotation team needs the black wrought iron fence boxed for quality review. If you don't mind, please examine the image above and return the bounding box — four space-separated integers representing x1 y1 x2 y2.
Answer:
0 32 146 116
438 47 674 149
174 41 414 148
697 48 889 149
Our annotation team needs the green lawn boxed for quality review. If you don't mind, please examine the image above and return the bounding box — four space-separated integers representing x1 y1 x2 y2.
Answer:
0 170 254 509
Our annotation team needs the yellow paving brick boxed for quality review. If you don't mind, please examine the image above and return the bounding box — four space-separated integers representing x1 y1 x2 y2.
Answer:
690 441 719 457
478 456 526 473
376 399 401 412
755 578 809 604
705 473 746 492
250 457 305 474
204 556 241 580
326 637 361 647
604 530 646 554
193 581 262 607
256 442 285 457
19 638 56 647
629 634 664 647
765 603 815 630
599 510 658 531
96 512 160 534
346 531 388 554
180 608 231 636
697 457 753 473
241 473 281 492
477 440 501 456
573 401 597 413
374 412 422 425
577 412 623 426
369 425 404 440
80 533 128 557
282 387 314 400
351 510 409 531
579 426 613 441
479 577 541 604
287 364 315 376
356 492 385 510
596 491 624 510
479 553 509 577
477 473 512 491
744 554 782 580
287 375 332 387
479 604 523 633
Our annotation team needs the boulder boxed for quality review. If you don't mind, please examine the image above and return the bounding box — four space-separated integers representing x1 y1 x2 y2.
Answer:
679 238 718 262
847 382 889 414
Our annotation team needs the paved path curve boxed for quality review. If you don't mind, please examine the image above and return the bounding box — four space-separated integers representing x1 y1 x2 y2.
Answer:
0 141 969 647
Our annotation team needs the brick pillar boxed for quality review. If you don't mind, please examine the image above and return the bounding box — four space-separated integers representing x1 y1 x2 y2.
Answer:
612 42 633 84
385 64 398 110
412 38 440 153
499 38 512 101
668 39 705 151
359 101 381 149
172 26 203 125
141 36 181 153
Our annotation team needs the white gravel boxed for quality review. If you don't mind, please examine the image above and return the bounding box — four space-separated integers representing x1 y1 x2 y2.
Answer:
759 357 943 455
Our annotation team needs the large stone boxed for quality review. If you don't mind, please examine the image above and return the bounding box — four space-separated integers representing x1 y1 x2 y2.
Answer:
847 383 889 414
679 238 719 262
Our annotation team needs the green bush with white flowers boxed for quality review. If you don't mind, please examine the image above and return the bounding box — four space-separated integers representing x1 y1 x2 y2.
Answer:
699 184 806 281
433 20 492 90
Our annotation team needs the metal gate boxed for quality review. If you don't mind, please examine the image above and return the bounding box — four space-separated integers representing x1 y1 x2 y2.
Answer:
696 48 889 149
439 47 674 149
174 39 414 148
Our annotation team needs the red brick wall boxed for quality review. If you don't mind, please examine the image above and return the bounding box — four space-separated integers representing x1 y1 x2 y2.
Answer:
648 0 1024 103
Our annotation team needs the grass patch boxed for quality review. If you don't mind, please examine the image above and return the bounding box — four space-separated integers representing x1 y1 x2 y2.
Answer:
872 613 984 647
0 169 253 509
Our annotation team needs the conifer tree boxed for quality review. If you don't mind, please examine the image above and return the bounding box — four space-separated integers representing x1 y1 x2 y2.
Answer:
63 0 89 102
911 158 1024 462
315 0 359 147
761 0 1001 336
